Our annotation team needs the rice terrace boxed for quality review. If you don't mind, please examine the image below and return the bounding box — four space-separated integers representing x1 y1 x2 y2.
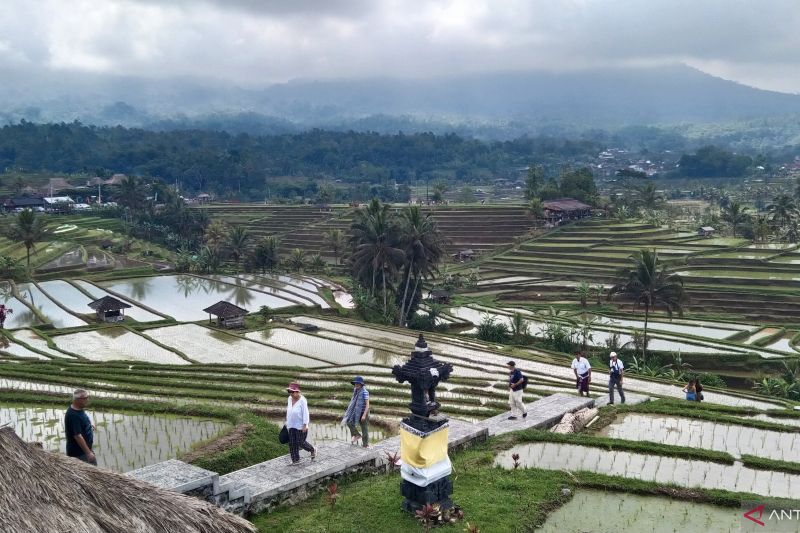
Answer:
2 194 800 533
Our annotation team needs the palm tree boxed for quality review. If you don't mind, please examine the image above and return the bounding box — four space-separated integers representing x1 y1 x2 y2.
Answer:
754 215 772 243
635 182 663 210
197 246 221 273
395 206 445 326
510 312 529 341
767 194 799 231
119 175 143 210
720 200 750 237
6 209 48 270
203 220 229 252
608 249 687 363
254 236 280 273
288 248 307 272
349 199 405 317
225 225 250 272
309 253 326 272
575 281 591 308
527 198 544 221
325 229 346 265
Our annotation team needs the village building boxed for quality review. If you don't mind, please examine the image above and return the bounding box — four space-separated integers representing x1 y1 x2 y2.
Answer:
88 295 132 323
0 427 256 533
43 196 75 212
698 226 716 237
203 301 248 328
2 197 46 212
428 288 452 304
541 198 593 224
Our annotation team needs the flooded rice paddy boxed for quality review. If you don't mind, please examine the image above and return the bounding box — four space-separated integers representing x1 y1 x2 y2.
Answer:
146 324 325 367
0 405 229 472
495 442 798 498
597 413 800 461
534 489 740 533
72 280 164 322
99 275 300 321
16 282 87 328
8 329 71 358
53 327 189 365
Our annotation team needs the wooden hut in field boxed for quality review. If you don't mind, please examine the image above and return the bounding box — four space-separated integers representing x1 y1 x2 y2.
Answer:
0 427 256 533
88 295 131 323
203 301 248 328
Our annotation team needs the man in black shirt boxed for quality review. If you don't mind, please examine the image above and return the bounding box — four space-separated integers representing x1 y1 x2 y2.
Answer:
507 361 528 420
65 389 96 465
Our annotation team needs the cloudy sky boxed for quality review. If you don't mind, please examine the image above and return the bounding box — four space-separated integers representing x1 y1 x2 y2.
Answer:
1 0 799 93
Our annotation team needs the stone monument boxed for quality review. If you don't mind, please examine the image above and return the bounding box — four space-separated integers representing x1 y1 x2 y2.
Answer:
391 334 454 512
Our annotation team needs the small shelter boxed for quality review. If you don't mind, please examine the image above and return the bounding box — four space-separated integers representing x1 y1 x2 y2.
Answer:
452 249 477 262
203 301 248 328
428 288 452 304
88 295 131 323
2 197 45 211
541 198 592 223
698 226 716 237
0 427 256 533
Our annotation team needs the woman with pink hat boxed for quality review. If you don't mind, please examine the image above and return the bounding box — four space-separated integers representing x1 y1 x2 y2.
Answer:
285 382 315 465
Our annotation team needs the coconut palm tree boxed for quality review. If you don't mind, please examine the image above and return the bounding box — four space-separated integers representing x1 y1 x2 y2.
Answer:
754 215 772 243
325 229 346 265
119 175 144 210
203 220 229 252
253 236 280 273
608 249 687 363
6 209 49 270
349 199 404 317
767 194 799 231
197 245 221 273
635 182 663 210
288 248 307 272
575 281 591 308
225 225 250 272
720 200 750 238
395 206 445 326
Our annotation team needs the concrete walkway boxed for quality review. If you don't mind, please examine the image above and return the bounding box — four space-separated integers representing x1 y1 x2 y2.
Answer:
128 392 648 514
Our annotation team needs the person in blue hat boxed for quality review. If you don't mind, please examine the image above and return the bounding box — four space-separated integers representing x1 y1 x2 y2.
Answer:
342 376 370 447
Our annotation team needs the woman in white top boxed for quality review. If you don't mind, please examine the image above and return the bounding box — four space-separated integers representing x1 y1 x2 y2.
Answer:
285 382 315 465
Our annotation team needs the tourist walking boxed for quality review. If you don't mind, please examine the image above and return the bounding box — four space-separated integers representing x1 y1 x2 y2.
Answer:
342 376 370 447
683 379 697 401
571 353 592 397
695 379 704 402
64 389 96 465
608 352 626 404
285 382 315 465
507 361 528 420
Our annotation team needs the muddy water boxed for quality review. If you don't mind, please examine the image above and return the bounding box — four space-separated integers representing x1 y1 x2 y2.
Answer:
597 413 800 462
0 405 229 473
495 442 798 498
535 489 740 533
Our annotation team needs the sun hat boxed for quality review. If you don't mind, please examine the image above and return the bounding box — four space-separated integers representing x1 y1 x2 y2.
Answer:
286 382 301 393
351 376 365 385
610 352 618 358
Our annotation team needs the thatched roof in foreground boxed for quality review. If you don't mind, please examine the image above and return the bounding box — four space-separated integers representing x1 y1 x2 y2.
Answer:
203 300 248 318
0 428 256 533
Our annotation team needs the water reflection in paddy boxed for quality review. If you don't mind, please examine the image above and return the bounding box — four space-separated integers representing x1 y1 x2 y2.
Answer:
53 327 189 365
16 282 86 328
100 275 298 321
73 280 163 322
1 405 229 473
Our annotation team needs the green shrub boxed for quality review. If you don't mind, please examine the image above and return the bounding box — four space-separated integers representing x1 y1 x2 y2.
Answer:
476 315 510 343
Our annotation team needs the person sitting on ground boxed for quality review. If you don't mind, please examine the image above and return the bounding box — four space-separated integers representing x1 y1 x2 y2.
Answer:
683 379 697 401
342 376 370 447
286 382 315 465
608 351 626 405
506 361 528 420
65 389 96 465
571 353 592 397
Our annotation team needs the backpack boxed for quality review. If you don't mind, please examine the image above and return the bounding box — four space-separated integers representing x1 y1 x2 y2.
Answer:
521 375 528 389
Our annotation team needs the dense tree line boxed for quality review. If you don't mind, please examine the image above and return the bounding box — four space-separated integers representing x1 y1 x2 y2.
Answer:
0 121 601 200
675 145 753 178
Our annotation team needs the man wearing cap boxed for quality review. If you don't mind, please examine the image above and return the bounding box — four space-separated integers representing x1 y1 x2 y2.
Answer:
506 361 528 420
608 352 626 404
285 382 315 465
65 388 97 465
342 376 370 447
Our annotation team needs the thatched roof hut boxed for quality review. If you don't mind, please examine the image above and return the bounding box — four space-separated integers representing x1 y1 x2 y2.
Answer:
203 301 248 328
88 295 132 323
0 427 256 533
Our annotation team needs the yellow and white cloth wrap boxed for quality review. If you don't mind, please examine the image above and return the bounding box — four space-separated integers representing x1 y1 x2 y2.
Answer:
399 421 452 486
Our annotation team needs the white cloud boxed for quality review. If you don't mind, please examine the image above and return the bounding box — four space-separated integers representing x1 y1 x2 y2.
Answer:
0 0 799 92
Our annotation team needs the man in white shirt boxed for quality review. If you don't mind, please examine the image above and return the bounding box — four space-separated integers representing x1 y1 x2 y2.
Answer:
608 352 626 404
571 353 592 397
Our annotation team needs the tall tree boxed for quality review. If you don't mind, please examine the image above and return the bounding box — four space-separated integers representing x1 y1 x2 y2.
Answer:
119 175 144 210
634 182 663 210
325 229 346 265
720 200 750 237
349 199 404 316
253 236 280 273
396 206 445 326
768 194 799 231
225 225 250 272
524 165 544 200
6 209 48 269
608 249 687 363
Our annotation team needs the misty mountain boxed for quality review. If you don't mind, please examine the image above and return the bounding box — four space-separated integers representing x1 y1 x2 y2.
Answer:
2 64 800 140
